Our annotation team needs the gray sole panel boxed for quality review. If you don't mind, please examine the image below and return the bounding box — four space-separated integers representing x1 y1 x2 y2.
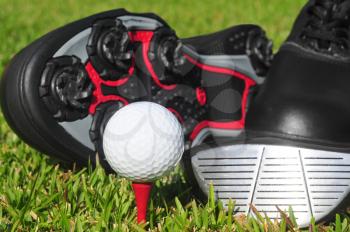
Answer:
191 144 350 227
182 46 261 84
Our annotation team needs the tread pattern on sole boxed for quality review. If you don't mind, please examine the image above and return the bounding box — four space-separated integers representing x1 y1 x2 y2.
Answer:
39 56 93 122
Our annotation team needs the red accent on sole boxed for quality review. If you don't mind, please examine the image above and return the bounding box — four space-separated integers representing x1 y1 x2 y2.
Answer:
85 62 129 114
196 87 207 106
132 182 152 224
184 54 256 141
129 31 177 90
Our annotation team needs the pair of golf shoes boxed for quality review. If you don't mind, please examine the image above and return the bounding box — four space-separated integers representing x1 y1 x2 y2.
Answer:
1 0 349 226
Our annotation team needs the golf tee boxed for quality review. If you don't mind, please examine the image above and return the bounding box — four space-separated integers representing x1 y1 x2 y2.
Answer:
132 182 152 223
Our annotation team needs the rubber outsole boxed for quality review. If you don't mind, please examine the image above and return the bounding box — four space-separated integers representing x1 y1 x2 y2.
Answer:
0 9 273 172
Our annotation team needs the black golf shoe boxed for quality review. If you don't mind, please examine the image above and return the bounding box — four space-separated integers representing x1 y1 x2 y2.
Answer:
0 9 272 172
186 0 350 226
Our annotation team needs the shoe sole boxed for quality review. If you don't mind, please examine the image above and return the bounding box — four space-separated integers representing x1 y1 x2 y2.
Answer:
1 9 272 171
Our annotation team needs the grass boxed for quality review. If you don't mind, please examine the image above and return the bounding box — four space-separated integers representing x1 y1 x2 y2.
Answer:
0 0 350 231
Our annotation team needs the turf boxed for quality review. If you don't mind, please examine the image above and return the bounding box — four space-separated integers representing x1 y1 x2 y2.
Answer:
0 0 350 231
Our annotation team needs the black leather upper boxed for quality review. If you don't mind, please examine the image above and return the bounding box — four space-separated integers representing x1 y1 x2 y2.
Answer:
246 0 350 145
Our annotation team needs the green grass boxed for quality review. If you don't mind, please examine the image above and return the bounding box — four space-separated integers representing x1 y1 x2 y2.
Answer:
1 0 350 231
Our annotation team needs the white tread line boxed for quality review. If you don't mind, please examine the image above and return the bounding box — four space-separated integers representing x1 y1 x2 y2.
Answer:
299 149 313 217
247 147 265 214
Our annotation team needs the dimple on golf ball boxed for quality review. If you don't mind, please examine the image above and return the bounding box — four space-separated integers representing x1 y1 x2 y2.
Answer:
103 101 184 182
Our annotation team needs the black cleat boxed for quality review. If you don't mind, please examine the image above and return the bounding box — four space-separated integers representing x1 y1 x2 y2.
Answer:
186 0 350 226
0 9 272 174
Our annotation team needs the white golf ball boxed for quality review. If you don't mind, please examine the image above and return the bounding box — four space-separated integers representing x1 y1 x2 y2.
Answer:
103 101 184 182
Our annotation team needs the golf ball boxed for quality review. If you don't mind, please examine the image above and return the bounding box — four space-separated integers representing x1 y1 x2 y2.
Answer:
103 102 184 182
